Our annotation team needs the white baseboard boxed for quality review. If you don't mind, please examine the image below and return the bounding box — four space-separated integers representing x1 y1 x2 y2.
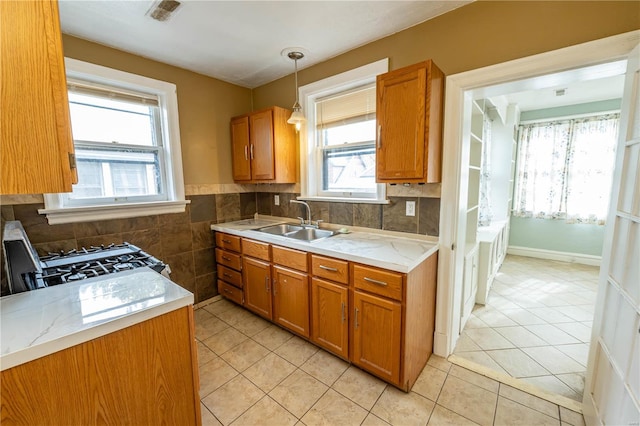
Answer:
507 245 601 267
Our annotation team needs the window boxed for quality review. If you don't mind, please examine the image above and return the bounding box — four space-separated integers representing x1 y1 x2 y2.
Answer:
513 112 619 224
316 86 377 197
299 59 388 203
41 58 187 224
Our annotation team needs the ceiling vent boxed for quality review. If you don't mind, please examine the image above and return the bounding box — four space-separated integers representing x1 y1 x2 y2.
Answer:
147 0 181 22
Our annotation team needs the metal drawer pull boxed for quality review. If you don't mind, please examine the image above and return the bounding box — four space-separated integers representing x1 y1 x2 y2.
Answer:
250 144 254 159
222 256 231 261
222 239 232 244
341 302 345 323
363 277 388 286
244 145 248 160
223 273 232 278
224 288 232 294
354 307 359 328
265 276 270 292
319 265 338 272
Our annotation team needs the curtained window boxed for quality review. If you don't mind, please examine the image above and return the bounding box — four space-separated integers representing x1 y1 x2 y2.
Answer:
513 113 619 224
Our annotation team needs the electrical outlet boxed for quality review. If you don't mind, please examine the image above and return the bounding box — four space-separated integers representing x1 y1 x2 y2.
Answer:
406 201 416 216
274 195 280 206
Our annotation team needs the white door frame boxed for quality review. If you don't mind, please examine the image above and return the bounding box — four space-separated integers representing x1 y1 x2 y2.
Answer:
434 29 640 357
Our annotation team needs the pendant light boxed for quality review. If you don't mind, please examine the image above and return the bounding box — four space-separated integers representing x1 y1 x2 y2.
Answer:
286 51 306 131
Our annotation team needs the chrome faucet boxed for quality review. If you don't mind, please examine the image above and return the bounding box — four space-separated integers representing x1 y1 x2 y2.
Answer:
290 200 320 227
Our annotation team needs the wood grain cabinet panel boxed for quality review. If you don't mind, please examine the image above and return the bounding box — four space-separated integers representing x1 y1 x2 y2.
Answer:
272 245 308 272
218 280 243 305
215 248 242 271
243 256 272 319
311 255 349 284
242 239 270 262
215 233 241 253
0 0 77 194
310 277 349 359
273 266 310 337
0 307 201 425
230 106 297 183
231 116 252 181
352 291 402 386
376 60 444 184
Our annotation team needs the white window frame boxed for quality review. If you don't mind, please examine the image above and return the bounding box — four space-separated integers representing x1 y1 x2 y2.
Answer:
298 58 389 204
40 58 188 224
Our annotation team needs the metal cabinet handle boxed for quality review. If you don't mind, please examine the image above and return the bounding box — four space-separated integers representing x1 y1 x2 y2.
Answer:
222 256 231 261
244 145 248 160
341 302 345 323
363 277 388 287
354 307 359 328
319 265 338 272
223 273 232 278
224 288 231 294
264 276 270 292
273 278 277 295
377 124 382 149
222 239 232 244
250 144 254 159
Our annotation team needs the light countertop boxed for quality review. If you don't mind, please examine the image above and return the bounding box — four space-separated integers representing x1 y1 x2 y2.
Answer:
211 216 439 273
0 268 193 371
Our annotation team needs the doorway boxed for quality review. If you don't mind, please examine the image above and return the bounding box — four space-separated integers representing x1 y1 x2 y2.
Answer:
434 30 640 413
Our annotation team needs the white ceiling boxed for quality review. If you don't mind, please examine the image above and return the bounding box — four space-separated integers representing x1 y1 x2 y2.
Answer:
59 0 471 88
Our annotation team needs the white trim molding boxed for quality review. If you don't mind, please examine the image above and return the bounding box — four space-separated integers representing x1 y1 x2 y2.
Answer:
507 245 601 267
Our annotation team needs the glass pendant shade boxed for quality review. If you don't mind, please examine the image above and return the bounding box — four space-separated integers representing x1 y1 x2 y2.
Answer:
286 51 305 131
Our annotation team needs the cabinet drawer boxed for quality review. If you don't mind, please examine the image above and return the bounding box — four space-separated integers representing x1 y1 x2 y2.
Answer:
311 255 349 284
215 233 241 253
242 238 270 261
215 248 242 271
353 264 404 301
272 245 308 272
217 264 243 288
218 280 243 305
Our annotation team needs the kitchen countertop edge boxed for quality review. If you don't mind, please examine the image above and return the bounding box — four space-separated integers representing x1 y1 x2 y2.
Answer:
211 217 439 273
0 269 194 372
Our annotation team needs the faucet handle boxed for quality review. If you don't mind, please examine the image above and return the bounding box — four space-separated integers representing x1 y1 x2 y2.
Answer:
297 217 306 225
312 220 323 228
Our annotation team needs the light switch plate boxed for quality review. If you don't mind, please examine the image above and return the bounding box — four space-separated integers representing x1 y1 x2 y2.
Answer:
274 195 280 206
406 201 416 216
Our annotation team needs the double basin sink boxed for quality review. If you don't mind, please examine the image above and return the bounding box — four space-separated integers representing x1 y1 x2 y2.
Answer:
257 223 335 242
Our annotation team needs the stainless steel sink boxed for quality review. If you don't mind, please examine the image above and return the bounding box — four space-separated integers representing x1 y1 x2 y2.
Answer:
257 223 334 242
258 223 303 235
284 228 335 242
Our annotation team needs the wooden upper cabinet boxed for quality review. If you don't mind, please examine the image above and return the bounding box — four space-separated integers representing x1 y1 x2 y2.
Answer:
230 106 298 183
231 116 252 181
376 60 444 184
0 0 77 195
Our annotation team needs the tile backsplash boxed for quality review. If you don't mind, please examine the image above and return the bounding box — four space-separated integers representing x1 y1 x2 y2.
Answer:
1 191 439 302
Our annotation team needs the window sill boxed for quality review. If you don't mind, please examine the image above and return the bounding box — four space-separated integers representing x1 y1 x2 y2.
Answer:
296 196 390 205
38 200 190 225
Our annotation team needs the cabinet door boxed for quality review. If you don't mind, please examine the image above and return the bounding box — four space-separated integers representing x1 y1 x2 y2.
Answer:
1 0 76 194
352 291 401 385
311 278 348 359
243 257 272 319
273 266 309 338
376 63 427 182
231 116 251 181
249 109 275 180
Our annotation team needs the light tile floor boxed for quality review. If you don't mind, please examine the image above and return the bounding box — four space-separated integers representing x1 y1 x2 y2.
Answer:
195 296 586 426
453 255 599 403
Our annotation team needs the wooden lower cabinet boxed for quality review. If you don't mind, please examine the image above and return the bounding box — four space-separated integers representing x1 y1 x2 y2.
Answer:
310 277 349 359
1 307 201 425
273 266 309 337
352 291 402 385
243 256 272 319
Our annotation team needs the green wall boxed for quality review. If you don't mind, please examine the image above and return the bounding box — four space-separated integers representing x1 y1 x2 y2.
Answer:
509 217 606 256
509 99 621 257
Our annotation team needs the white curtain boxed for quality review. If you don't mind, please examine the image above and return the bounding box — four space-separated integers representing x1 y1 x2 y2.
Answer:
513 113 619 224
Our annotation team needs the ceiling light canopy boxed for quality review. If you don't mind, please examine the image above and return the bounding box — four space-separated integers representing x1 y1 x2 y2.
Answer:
285 50 306 131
